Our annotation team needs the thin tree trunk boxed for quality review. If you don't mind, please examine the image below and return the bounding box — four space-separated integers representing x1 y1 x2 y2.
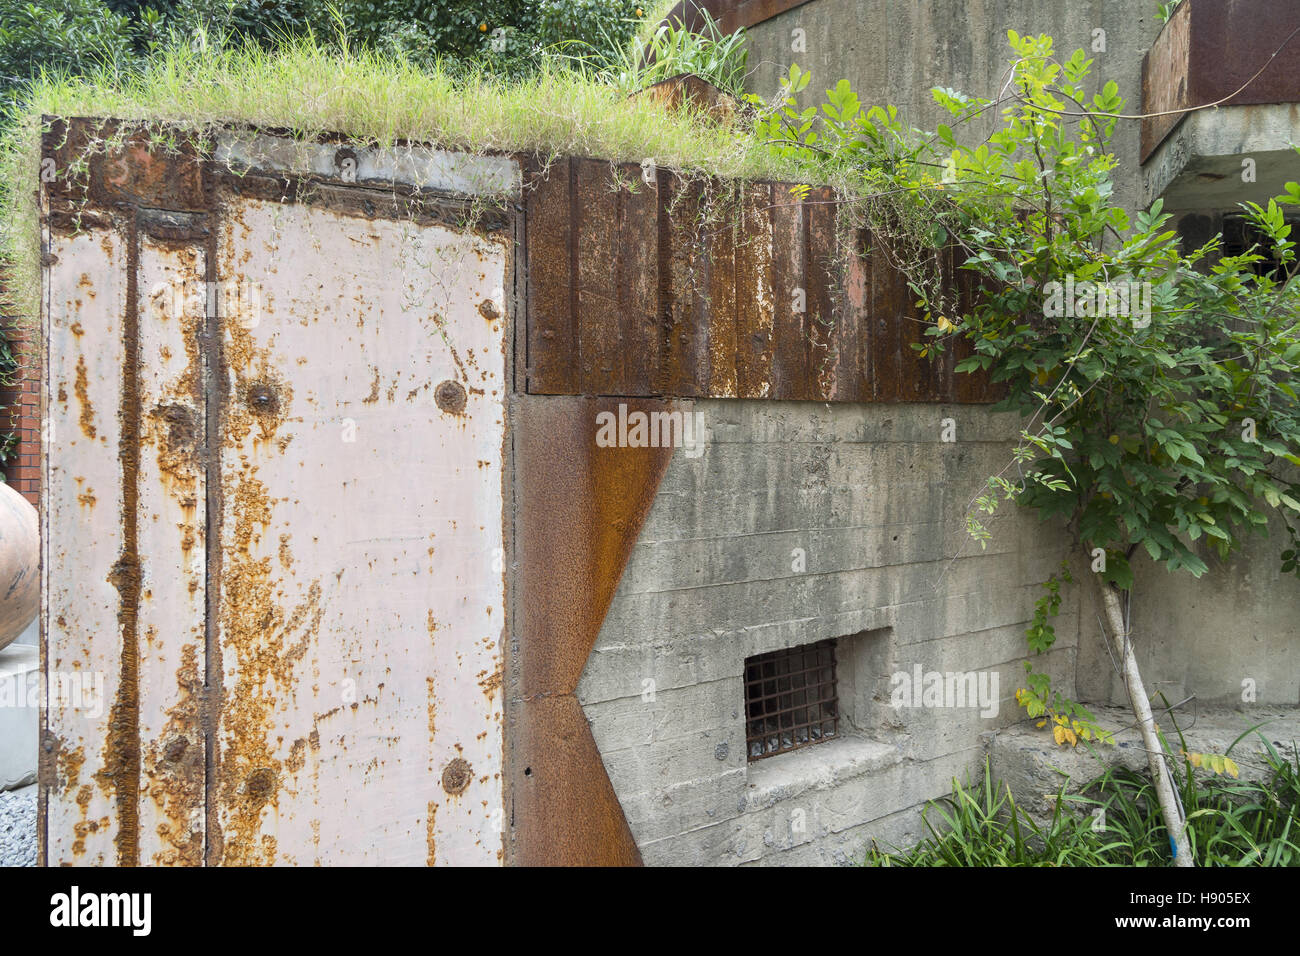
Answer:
1094 573 1194 867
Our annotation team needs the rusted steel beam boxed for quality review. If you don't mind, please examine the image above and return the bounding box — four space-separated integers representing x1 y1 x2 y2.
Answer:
509 396 675 866
1142 0 1300 162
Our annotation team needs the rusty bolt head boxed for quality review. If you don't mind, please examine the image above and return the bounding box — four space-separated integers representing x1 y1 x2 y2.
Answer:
434 379 467 415
163 737 189 763
244 767 277 801
246 382 279 415
441 758 473 795
477 297 500 321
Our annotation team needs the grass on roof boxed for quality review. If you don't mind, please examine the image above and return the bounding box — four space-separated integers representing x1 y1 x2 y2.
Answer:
0 31 811 324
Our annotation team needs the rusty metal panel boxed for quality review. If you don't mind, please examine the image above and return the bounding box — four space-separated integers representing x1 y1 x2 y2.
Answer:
703 184 741 397
42 222 129 865
865 228 904 401
134 227 208 866
522 161 993 405
1142 0 1300 162
573 159 661 395
621 163 662 392
1194 1 1300 106
806 195 857 403
212 190 508 865
1140 0 1192 163
576 158 625 394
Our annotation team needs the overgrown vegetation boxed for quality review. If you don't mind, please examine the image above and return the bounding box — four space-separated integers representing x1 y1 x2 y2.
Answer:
0 0 656 108
869 732 1300 866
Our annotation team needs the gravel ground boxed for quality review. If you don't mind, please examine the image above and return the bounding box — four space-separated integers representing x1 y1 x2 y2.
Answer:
0 785 36 867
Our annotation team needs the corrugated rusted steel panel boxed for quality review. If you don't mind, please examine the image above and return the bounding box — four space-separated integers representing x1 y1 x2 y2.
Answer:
805 187 842 401
42 220 130 865
768 187 809 400
524 157 577 394
523 161 995 405
510 396 674 866
621 163 662 394
865 227 905 402
663 174 710 396
703 184 740 397
211 182 508 865
951 256 997 403
835 226 872 403
575 158 624 394
734 182 775 398
572 159 661 395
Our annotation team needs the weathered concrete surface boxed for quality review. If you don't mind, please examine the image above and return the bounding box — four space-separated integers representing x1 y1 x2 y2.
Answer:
740 0 1300 714
1142 104 1300 211
1076 521 1300 709
577 400 1081 865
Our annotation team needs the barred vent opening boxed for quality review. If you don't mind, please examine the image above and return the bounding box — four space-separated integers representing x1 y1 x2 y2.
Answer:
744 639 839 761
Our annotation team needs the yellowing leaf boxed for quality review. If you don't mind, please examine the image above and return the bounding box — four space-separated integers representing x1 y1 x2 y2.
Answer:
1224 757 1240 778
1053 724 1067 746
1036 720 1046 728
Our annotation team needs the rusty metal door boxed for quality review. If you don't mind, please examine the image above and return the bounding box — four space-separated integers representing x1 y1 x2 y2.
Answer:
41 122 511 866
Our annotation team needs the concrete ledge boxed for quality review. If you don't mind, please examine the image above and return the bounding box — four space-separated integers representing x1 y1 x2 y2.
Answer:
986 704 1300 821
0 644 38 791
744 734 904 808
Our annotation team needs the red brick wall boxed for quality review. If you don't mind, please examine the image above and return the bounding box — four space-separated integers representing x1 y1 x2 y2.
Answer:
0 316 40 509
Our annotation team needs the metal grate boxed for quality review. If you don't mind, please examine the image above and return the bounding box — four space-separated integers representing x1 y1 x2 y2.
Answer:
744 639 839 761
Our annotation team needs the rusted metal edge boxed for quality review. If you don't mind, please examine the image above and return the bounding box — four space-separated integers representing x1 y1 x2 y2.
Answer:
201 161 225 867
508 396 675 866
100 204 143 867
218 172 512 234
655 0 814 36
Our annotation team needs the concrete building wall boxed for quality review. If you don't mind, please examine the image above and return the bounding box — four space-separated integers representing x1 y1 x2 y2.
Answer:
738 0 1300 712
577 399 1081 865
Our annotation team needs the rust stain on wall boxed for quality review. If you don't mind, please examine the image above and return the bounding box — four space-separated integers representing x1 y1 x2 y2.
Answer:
510 396 674 866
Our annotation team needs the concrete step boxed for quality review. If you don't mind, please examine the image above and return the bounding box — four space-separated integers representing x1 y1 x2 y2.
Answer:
0 643 38 791
985 704 1300 822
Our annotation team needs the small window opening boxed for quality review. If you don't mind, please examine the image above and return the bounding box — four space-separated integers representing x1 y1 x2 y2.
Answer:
744 639 839 761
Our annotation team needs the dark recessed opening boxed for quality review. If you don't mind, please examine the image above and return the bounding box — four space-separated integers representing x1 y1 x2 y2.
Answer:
1222 213 1300 281
744 639 839 761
